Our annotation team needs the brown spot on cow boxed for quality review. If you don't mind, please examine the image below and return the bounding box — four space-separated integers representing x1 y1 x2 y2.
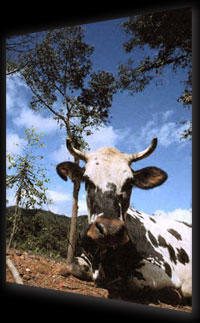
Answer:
150 217 156 223
148 231 158 247
176 247 190 264
164 262 172 278
167 228 182 241
158 235 177 264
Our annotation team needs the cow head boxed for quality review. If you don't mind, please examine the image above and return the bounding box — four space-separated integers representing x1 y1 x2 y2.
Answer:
56 138 167 247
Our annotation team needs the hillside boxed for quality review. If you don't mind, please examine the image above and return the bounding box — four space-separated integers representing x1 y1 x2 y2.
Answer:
6 206 88 259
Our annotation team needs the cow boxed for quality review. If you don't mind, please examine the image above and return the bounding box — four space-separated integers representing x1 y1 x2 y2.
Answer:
56 138 192 303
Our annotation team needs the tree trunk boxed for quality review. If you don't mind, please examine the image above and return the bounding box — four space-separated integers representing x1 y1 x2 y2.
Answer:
8 210 18 249
66 160 81 265
8 188 21 249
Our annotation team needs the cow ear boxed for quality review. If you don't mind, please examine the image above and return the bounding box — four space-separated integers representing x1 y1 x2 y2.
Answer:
56 162 84 182
133 167 168 189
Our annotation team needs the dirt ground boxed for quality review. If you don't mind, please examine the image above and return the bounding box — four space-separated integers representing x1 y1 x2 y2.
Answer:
6 248 192 313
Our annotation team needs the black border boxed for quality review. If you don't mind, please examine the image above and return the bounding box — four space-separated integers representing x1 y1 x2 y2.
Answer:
1 2 199 321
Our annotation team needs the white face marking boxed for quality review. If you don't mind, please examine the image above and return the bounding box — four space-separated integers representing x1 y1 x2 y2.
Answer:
84 148 132 189
84 148 134 222
88 213 104 224
84 158 132 194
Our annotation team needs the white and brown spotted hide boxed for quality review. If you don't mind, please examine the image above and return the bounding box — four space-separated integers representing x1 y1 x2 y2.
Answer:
73 208 192 303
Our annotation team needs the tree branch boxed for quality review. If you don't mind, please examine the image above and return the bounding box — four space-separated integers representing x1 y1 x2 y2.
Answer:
136 54 188 74
30 86 67 126
6 61 29 76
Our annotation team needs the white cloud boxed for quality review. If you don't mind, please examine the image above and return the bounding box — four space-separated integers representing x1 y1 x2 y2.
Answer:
6 132 26 155
85 125 120 151
78 199 88 215
77 193 87 215
162 110 174 121
45 191 87 217
50 142 73 163
13 108 59 135
47 190 71 202
7 74 60 135
154 208 192 224
45 204 63 215
6 75 29 114
6 185 72 216
144 121 189 148
127 111 190 151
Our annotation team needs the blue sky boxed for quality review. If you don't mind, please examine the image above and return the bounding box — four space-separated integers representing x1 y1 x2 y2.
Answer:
6 16 192 223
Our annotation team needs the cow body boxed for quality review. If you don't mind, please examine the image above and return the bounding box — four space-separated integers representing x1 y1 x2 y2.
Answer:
56 138 192 302
75 207 192 301
122 208 192 298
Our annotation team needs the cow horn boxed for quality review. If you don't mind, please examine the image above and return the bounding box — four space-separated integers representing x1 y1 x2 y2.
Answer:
127 137 158 163
66 138 88 162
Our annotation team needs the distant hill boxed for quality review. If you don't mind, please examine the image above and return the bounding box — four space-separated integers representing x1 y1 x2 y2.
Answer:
6 206 88 260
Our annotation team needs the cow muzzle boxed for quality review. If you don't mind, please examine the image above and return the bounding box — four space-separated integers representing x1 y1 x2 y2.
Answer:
87 216 130 247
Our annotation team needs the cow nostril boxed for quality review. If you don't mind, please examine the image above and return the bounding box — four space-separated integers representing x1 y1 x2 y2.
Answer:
95 222 105 236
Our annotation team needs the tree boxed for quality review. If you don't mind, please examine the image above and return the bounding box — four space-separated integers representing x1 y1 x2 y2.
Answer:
118 8 192 139
16 26 116 264
6 33 40 75
6 127 51 248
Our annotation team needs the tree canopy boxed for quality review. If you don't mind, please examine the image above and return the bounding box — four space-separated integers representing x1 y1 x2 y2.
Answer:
6 33 40 75
17 26 116 149
118 8 192 138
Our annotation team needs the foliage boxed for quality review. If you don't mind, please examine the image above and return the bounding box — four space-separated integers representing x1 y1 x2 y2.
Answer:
18 26 116 150
6 206 88 259
6 127 52 248
118 8 192 138
6 127 51 209
6 33 41 75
